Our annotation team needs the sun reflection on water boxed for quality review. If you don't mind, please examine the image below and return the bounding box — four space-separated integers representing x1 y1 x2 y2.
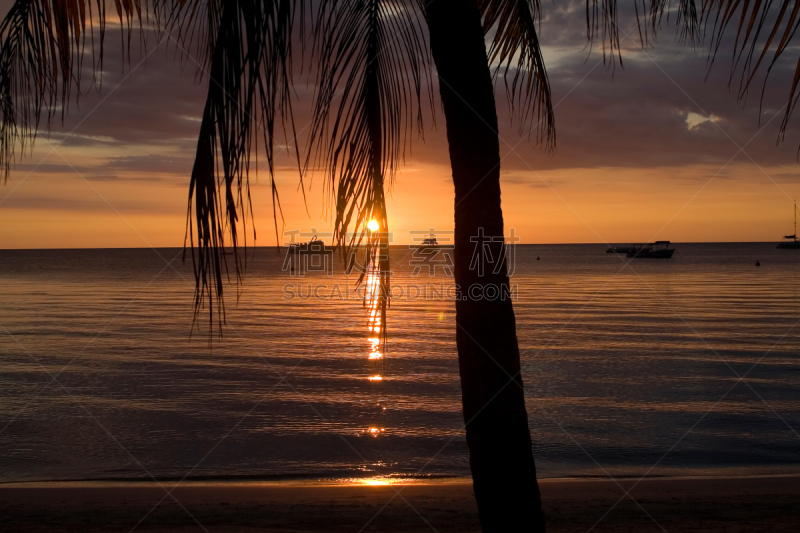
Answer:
346 476 403 486
365 246 384 375
360 478 390 486
368 336 382 359
366 427 385 437
362 241 389 438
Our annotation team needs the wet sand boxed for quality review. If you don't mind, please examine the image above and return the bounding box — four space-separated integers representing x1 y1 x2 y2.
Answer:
1 475 799 532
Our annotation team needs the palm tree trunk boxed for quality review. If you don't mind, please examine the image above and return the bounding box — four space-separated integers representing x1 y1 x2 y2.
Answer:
424 1 546 531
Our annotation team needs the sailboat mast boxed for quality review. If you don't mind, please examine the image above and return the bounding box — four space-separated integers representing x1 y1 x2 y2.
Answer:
777 202 800 248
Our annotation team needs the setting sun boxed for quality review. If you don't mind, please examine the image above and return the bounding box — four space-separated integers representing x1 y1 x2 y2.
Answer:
367 219 380 232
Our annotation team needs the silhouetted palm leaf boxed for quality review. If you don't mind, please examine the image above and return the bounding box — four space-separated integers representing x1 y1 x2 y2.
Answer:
699 0 800 137
588 0 800 140
479 0 555 145
0 0 143 178
174 0 297 333
308 0 431 246
587 0 699 61
156 0 223 73
649 0 699 44
307 0 433 336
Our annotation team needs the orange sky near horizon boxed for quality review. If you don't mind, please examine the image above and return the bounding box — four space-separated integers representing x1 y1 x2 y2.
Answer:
1 2 800 249
1 156 796 249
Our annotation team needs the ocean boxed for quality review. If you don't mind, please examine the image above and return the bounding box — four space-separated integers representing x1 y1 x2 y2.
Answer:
1 243 799 483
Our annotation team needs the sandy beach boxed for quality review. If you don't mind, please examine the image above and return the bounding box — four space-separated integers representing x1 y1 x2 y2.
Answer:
1 475 799 532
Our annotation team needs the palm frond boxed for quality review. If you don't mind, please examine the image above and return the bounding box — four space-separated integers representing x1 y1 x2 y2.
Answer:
639 0 700 46
154 0 223 75
307 0 433 337
586 1 700 63
587 1 800 141
478 0 555 146
181 0 297 335
0 0 144 178
586 0 625 63
699 0 800 139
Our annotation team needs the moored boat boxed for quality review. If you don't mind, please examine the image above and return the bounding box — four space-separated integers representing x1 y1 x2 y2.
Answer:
777 202 800 249
289 235 328 254
418 233 439 251
607 245 638 254
626 241 676 258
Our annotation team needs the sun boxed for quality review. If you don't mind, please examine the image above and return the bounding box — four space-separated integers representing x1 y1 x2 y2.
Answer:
367 219 380 232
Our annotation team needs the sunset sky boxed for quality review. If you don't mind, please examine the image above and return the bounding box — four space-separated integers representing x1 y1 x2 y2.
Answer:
1 1 800 249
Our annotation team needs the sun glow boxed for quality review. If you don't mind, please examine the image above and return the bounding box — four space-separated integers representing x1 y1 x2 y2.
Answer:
352 477 400 486
367 219 380 232
362 479 390 486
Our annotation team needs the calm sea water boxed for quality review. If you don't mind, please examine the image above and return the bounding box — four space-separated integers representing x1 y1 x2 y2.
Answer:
1 243 799 483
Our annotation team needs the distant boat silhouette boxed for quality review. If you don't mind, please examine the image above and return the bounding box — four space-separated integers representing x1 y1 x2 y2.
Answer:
418 232 439 251
607 245 637 254
289 235 328 254
777 202 800 249
626 241 676 258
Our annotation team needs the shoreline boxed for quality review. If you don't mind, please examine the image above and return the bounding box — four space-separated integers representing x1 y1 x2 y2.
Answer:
2 474 799 531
